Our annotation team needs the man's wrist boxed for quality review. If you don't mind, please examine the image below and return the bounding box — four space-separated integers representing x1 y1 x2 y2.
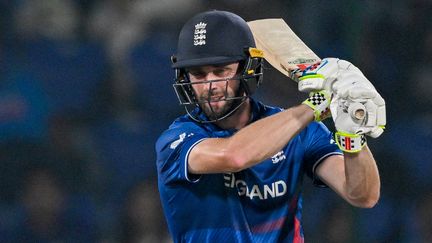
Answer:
297 104 315 123
334 131 367 153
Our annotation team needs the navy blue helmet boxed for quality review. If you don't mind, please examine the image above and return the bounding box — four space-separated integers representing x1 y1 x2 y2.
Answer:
171 10 264 123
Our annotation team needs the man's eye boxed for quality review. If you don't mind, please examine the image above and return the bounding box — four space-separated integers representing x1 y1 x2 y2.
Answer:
189 72 205 78
214 68 231 76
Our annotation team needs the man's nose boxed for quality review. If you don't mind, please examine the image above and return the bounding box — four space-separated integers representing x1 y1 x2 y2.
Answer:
201 72 219 89
204 71 219 81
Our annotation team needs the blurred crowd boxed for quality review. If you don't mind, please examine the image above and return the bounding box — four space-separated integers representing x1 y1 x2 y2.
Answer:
0 0 431 242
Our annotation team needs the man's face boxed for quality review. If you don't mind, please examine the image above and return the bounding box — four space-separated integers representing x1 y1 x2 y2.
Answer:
187 62 242 120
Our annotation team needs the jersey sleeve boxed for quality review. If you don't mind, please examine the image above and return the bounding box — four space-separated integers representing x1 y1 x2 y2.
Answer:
155 122 209 186
301 122 342 186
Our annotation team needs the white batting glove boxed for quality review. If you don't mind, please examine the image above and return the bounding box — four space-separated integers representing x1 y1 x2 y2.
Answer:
332 67 386 138
296 58 386 137
294 57 376 94
302 90 332 122
330 97 368 153
294 58 353 93
330 94 386 153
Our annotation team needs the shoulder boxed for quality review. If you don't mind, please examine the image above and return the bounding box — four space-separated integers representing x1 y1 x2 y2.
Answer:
155 115 209 152
296 120 331 137
294 121 334 148
251 99 284 120
300 121 340 155
305 121 331 134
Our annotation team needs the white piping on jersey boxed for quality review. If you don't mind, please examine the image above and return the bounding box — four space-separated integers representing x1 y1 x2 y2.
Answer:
184 138 207 183
312 151 343 175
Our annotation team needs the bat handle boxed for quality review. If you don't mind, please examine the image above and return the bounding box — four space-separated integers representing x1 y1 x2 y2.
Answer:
348 102 366 120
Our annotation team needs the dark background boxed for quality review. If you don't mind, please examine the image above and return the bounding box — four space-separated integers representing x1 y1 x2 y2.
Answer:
0 0 431 242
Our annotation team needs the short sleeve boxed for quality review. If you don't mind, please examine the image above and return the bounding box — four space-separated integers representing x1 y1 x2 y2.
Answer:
301 122 342 186
156 123 208 186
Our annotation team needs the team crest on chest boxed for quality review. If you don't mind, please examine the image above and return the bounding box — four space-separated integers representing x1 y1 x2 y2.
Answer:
194 22 207 46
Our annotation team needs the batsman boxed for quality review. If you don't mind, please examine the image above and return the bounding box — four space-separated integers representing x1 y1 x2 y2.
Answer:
156 10 386 243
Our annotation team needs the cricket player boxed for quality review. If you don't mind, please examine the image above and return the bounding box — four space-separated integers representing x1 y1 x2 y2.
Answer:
156 10 385 243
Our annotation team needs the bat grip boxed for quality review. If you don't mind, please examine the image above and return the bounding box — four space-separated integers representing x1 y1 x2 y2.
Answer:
348 102 366 120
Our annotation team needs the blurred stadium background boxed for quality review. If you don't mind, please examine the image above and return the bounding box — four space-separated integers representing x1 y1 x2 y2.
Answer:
0 0 431 242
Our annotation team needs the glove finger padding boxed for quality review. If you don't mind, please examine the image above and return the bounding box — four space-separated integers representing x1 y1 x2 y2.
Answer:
330 63 386 138
330 97 364 134
347 87 377 100
332 70 376 99
362 97 386 138
331 93 386 139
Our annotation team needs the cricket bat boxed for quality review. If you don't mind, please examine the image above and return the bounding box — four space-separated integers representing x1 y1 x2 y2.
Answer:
247 18 365 120
247 18 320 80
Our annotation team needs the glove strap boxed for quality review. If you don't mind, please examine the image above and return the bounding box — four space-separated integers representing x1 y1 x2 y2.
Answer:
334 131 367 153
302 91 331 121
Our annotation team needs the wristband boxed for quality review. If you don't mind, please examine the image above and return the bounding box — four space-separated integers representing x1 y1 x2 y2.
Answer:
302 91 331 121
334 131 367 153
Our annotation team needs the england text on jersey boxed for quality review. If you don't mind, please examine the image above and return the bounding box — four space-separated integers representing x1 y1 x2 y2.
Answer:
224 173 287 200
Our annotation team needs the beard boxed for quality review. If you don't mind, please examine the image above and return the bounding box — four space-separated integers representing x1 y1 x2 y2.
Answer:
198 91 236 121
192 78 245 121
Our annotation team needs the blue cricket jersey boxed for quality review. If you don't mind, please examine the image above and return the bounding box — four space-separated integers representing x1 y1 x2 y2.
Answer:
156 99 342 243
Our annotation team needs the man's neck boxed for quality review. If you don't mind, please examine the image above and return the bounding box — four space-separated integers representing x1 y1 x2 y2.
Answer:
215 99 251 130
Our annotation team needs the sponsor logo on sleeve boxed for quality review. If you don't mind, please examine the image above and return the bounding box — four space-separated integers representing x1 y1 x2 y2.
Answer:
271 151 286 164
170 132 194 149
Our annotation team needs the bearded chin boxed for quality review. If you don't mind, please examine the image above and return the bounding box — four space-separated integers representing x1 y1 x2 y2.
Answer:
197 80 246 121
201 99 235 120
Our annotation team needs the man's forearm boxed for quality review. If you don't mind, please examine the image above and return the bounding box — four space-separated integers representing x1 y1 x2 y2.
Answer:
225 104 314 170
343 146 380 208
188 104 314 174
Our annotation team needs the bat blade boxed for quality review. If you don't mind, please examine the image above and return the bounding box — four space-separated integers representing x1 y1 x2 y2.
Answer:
248 19 367 122
247 19 320 79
